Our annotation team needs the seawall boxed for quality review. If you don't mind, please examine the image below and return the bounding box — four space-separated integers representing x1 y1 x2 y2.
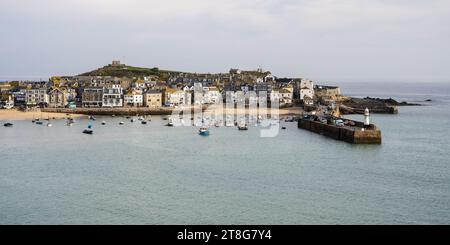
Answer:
298 118 382 144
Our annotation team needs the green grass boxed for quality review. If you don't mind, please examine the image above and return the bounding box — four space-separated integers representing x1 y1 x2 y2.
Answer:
79 65 188 78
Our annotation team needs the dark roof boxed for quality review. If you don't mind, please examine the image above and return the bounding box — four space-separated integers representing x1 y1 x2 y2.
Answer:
146 89 161 94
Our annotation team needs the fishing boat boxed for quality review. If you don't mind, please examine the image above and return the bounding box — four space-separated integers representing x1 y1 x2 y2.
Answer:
141 120 147 125
3 122 13 127
119 121 124 125
83 124 93 135
46 115 52 127
166 118 174 127
101 121 106 125
199 127 210 136
35 121 44 125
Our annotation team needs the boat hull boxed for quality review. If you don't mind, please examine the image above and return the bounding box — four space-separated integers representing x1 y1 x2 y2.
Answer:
199 131 210 136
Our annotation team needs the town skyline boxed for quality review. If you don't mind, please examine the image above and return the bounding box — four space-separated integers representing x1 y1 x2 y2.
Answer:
1 0 450 83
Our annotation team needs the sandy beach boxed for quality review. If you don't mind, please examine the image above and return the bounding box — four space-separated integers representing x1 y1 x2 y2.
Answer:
41 105 304 117
0 109 84 121
204 105 303 116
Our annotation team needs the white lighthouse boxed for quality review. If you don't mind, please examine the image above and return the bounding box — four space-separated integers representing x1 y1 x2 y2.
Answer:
364 108 370 127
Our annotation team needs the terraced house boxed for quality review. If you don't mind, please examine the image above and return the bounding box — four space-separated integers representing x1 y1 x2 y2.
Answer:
124 89 143 107
25 88 49 107
82 87 103 107
48 87 69 108
144 90 162 108
163 88 191 107
102 84 123 107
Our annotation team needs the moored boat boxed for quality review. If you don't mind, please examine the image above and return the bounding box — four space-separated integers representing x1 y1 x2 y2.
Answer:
3 122 13 127
83 125 93 134
166 118 174 127
238 123 248 130
199 127 210 136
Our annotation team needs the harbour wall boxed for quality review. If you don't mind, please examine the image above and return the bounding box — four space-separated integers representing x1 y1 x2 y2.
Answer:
298 119 382 144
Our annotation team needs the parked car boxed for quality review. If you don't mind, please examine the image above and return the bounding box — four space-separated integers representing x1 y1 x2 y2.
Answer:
345 120 356 126
335 119 345 127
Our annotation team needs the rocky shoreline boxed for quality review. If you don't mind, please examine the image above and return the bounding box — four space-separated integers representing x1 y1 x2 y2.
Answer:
339 97 421 115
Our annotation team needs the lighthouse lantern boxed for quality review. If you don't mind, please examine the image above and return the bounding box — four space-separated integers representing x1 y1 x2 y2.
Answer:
364 108 370 127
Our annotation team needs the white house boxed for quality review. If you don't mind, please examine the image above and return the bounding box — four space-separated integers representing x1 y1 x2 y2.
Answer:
102 84 123 107
270 89 293 105
264 74 275 82
164 88 192 107
300 79 314 101
202 87 222 104
124 89 143 107
2 96 14 109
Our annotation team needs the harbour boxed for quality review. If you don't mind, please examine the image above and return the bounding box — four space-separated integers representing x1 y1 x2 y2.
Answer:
1 96 450 224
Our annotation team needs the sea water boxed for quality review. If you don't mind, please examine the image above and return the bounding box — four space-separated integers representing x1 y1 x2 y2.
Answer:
0 82 449 224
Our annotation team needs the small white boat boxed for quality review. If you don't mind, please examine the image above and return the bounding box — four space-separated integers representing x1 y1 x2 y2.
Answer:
47 123 53 127
119 121 124 125
166 118 174 127
101 121 106 125
238 122 248 131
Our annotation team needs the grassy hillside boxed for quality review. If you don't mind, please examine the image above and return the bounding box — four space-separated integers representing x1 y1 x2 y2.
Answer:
79 65 187 79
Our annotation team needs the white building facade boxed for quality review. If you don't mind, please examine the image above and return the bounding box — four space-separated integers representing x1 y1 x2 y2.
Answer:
300 79 314 101
26 89 49 107
102 84 123 107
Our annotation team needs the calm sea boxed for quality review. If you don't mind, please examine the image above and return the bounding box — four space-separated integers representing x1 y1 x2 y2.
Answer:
1 82 449 224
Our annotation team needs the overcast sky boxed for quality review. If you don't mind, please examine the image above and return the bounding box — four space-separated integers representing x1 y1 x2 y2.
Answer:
0 0 449 82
